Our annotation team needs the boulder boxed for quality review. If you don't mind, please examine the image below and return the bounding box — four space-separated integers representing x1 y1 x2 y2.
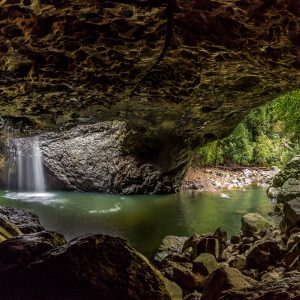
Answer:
182 230 228 261
0 231 66 271
272 156 300 188
287 232 300 251
241 213 272 237
0 206 44 234
220 271 300 300
228 255 247 271
277 178 300 204
246 237 282 270
281 198 300 235
201 267 256 300
269 156 300 204
160 260 206 291
154 235 188 263
192 253 218 275
197 237 220 260
0 234 176 300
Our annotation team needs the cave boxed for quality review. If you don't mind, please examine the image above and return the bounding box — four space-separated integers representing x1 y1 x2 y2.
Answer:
0 0 299 299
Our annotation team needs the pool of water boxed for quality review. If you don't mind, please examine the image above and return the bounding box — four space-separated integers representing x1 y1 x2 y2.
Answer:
0 186 273 258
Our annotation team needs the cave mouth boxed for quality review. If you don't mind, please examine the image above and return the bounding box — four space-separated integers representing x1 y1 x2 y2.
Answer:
0 0 299 298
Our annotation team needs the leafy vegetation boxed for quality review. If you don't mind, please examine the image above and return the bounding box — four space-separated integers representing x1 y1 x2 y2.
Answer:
196 90 300 167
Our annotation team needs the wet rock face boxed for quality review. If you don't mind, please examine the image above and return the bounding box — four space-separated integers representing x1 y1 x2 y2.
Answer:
0 0 299 140
39 121 189 193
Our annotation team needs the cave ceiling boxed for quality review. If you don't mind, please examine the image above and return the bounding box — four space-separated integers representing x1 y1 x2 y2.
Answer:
0 0 299 141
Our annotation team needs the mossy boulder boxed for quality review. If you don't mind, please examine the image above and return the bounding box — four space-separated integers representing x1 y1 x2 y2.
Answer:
201 267 256 300
241 213 272 237
192 253 218 276
0 217 22 242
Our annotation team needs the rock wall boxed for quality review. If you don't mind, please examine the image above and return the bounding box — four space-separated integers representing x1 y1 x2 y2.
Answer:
268 156 300 236
39 121 191 194
268 156 300 203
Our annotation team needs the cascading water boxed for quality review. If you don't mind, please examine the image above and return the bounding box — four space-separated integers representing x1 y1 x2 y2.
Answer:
6 136 46 192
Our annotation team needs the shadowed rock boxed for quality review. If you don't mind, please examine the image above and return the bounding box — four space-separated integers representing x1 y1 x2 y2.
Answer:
0 234 179 300
0 206 44 234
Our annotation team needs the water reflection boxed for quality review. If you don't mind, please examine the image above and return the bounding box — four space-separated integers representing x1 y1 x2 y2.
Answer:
0 186 273 258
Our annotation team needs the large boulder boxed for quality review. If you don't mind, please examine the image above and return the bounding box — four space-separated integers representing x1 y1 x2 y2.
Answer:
281 198 300 236
241 213 272 237
246 236 282 270
0 234 178 300
0 231 66 271
201 266 256 300
0 1 299 193
0 206 44 234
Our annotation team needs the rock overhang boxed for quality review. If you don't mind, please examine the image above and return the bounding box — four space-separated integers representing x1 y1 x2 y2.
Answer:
0 0 299 141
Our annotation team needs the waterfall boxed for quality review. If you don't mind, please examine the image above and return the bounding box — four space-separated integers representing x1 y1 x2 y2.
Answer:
7 136 46 192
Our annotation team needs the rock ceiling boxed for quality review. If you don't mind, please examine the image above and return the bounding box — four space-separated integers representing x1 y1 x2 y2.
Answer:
0 0 299 143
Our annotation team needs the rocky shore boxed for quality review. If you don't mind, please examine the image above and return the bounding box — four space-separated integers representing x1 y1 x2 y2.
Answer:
182 166 280 192
0 156 299 299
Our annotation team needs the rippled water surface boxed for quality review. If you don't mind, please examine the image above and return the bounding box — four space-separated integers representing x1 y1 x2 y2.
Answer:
0 186 273 257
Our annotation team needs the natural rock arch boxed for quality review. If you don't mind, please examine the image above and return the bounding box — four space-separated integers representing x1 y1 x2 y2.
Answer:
0 0 299 193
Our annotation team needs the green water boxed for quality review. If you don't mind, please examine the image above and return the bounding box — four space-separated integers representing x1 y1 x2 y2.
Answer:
0 186 273 258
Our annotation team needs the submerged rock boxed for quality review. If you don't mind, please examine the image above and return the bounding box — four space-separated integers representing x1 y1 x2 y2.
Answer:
0 234 177 300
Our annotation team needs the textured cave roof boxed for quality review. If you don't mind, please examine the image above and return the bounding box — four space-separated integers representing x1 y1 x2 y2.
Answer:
0 0 299 140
